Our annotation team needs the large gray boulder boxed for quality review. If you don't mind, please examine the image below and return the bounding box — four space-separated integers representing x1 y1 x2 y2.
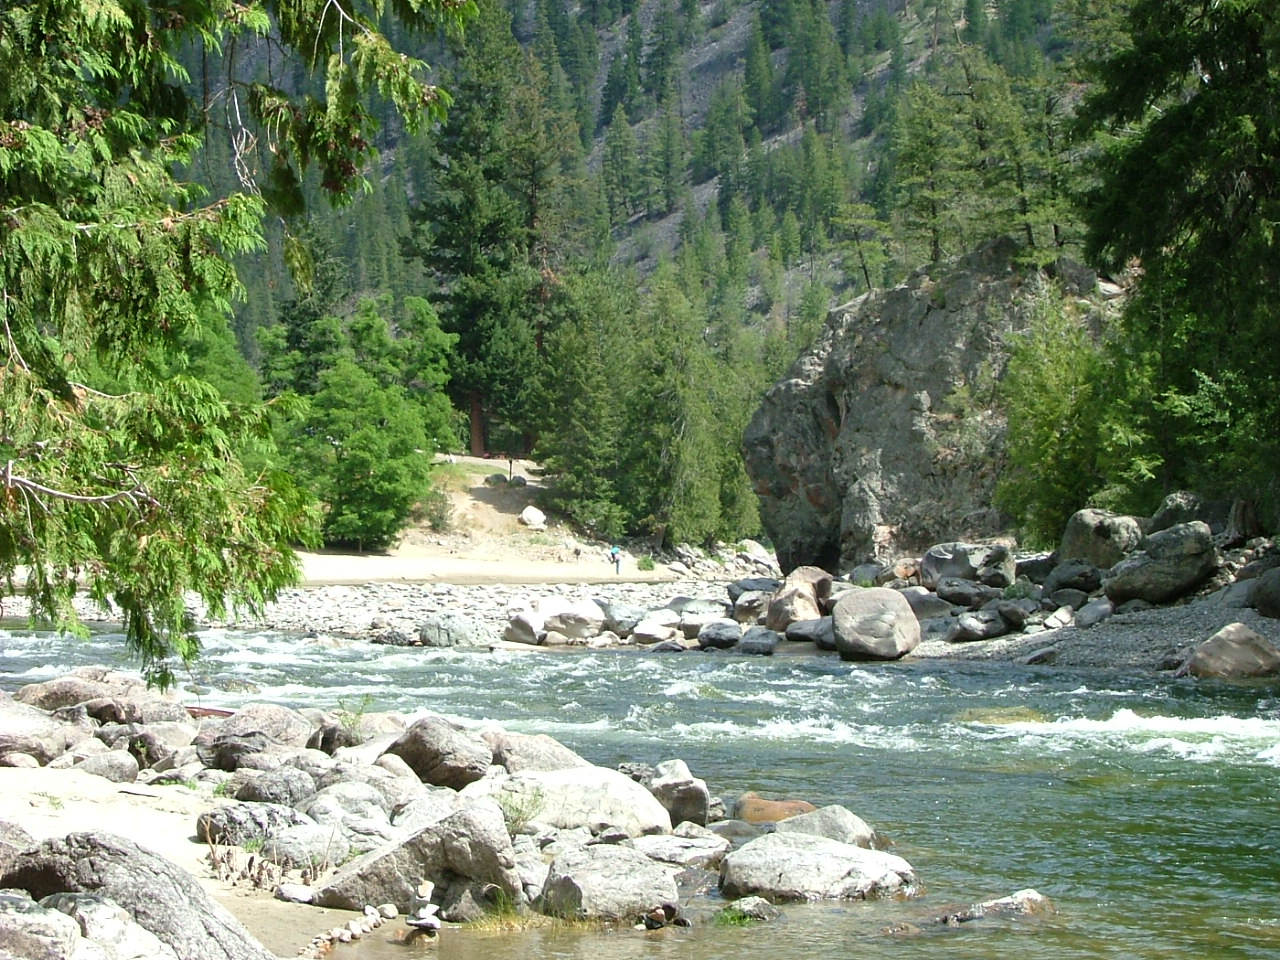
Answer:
0 832 277 960
75 750 140 784
697 619 744 649
719 832 917 902
1102 522 1220 604
195 801 314 846
483 730 590 774
298 781 400 854
542 599 608 640
1148 491 1230 535
206 702 313 748
14 668 159 712
599 601 650 637
920 542 1015 589
899 587 953 621
831 588 921 661
764 567 831 632
381 714 492 789
0 821 36 876
416 613 489 648
1178 623 1280 679
0 890 83 960
42 891 181 960
261 822 351 871
1249 567 1280 619
744 239 1080 570
0 697 92 765
647 759 710 827
461 766 672 838
1059 509 1145 569
234 765 317 807
314 799 521 913
194 732 284 772
1043 560 1102 596
537 844 677 921
784 617 836 649
773 805 876 847
629 830 730 870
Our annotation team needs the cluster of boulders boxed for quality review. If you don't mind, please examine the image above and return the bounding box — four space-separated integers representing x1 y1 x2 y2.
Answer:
0 666 1054 960
494 496 1280 678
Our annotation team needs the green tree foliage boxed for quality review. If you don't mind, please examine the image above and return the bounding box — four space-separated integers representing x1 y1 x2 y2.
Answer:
833 202 892 291
785 0 848 127
265 295 457 549
744 15 781 134
406 0 579 453
645 101 690 215
1077 0 1280 513
620 271 723 545
602 105 642 222
644 0 681 102
893 78 969 262
995 286 1105 544
532 273 631 539
0 0 468 683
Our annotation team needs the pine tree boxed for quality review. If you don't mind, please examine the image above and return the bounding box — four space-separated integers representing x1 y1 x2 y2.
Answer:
644 0 681 102
1077 0 1280 510
744 15 780 134
647 101 690 214
963 0 990 46
620 268 722 546
532 271 633 538
603 105 642 222
404 0 575 455
892 78 972 263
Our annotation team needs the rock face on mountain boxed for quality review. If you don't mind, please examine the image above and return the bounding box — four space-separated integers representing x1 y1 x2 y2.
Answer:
744 240 1107 573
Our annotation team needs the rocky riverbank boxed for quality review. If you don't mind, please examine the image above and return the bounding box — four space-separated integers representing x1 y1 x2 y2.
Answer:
238 573 1280 673
0 669 1055 960
7 557 1279 677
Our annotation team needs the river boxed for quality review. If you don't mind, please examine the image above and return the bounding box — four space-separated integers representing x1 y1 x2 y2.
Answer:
3 623 1280 960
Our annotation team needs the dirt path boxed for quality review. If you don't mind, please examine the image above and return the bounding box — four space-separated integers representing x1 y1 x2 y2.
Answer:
299 456 677 585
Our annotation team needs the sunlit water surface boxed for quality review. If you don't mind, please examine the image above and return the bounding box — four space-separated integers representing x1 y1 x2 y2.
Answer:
4 623 1280 960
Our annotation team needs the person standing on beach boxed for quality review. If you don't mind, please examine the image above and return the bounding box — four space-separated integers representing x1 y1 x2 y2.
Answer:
609 545 621 574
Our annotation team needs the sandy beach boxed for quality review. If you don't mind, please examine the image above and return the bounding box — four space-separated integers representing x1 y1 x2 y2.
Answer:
297 547 676 586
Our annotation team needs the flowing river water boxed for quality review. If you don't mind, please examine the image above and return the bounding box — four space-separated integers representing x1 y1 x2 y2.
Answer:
4 623 1280 960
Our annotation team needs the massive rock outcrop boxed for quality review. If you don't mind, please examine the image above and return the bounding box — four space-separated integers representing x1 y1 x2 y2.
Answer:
743 239 1111 573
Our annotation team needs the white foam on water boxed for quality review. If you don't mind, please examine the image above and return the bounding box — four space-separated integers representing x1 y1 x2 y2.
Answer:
662 679 703 697
2 663 79 680
205 647 319 667
1138 736 1231 761
665 713 924 750
1043 708 1280 738
1254 743 1280 765
980 708 1280 763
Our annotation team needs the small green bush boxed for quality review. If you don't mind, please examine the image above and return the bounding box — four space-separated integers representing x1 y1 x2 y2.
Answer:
1003 578 1036 600
420 485 453 532
637 555 656 571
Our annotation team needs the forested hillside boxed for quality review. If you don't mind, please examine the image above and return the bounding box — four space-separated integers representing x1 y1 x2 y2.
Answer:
5 0 1276 649
189 0 1105 550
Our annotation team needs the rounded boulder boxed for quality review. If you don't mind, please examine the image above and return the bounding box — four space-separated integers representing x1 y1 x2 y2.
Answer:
831 589 921 661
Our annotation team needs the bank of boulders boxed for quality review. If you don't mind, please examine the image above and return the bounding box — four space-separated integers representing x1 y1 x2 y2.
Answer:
497 492 1280 679
0 668 1055 960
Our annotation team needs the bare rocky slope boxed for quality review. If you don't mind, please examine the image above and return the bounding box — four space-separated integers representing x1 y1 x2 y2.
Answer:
743 239 1120 574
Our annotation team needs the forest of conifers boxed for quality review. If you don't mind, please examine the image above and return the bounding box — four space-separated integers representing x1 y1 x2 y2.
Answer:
2 0 1276 677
